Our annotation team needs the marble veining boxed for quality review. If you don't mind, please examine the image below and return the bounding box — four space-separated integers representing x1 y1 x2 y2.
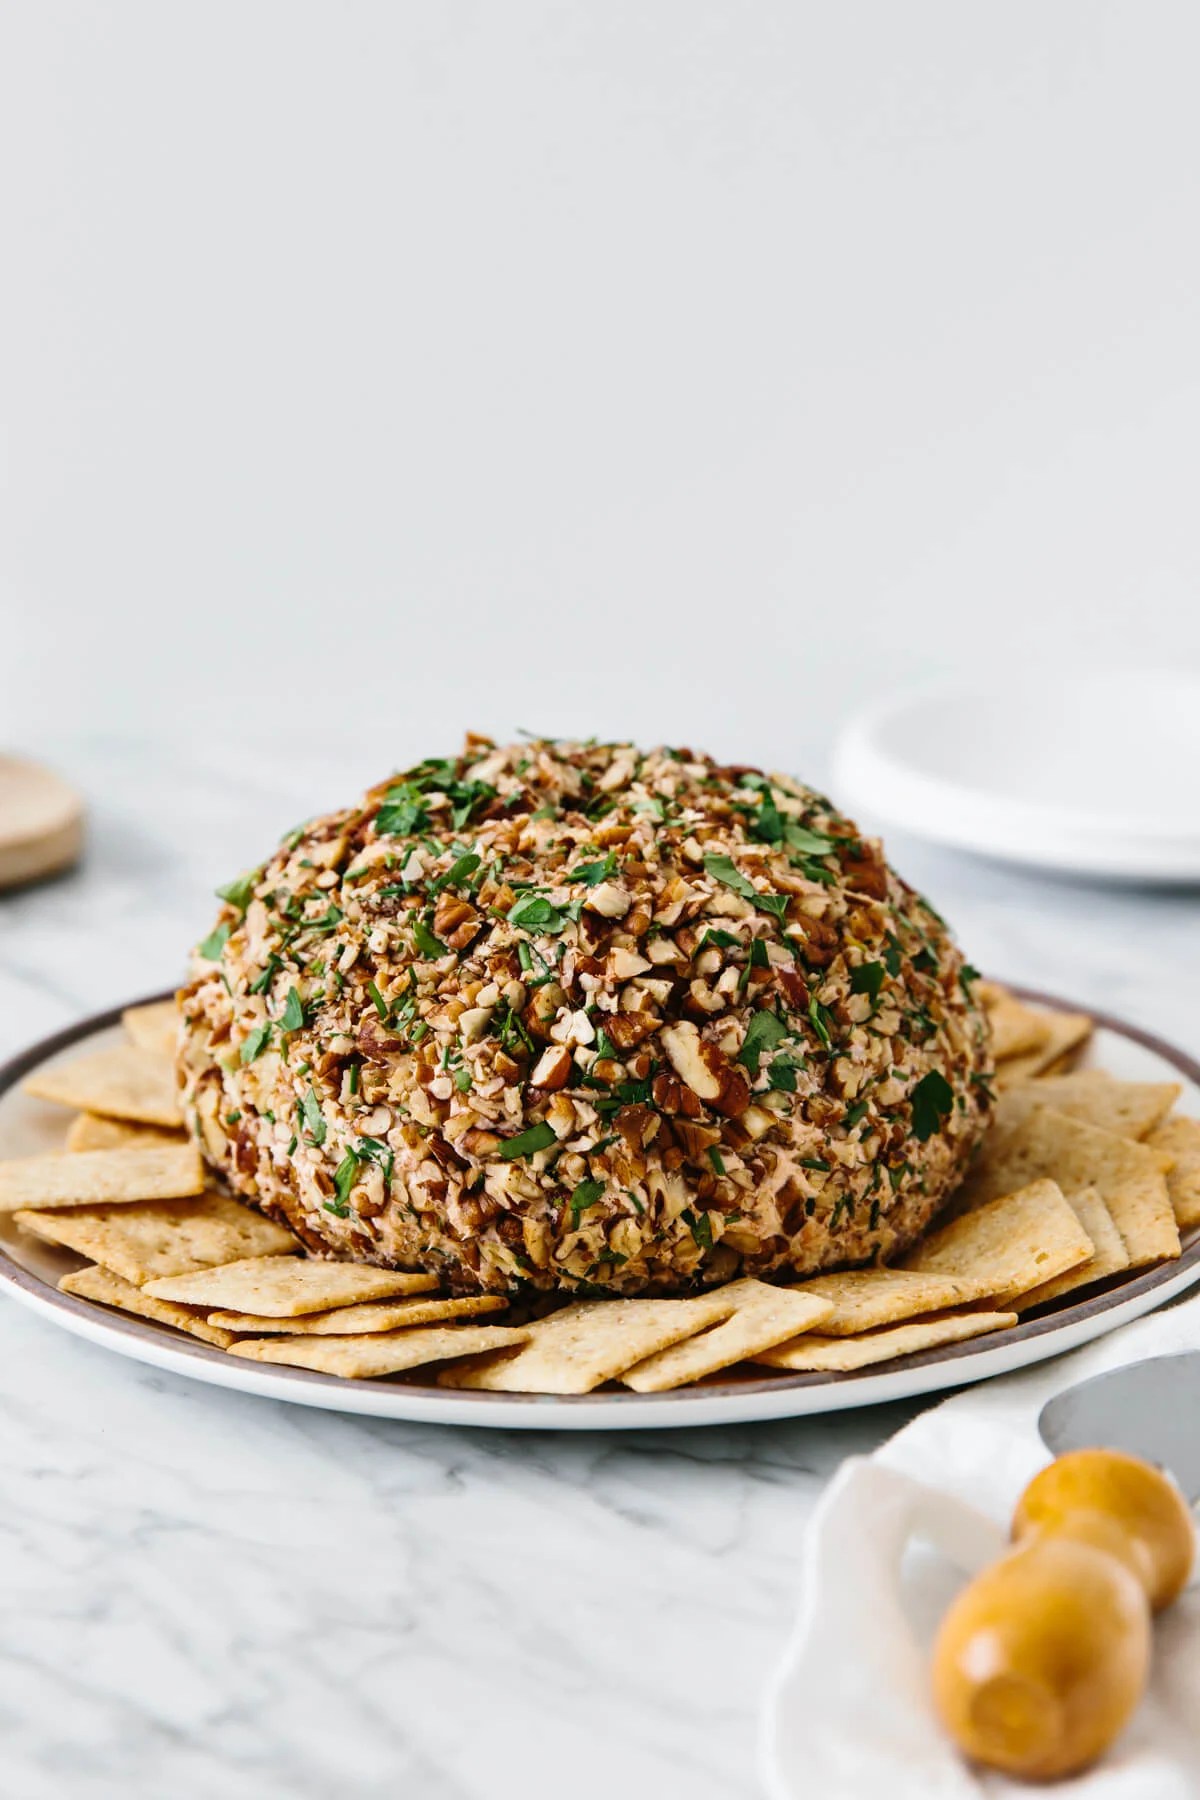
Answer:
0 733 1196 1799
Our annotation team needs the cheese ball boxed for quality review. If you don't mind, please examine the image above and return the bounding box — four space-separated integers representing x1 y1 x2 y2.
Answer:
178 737 993 1294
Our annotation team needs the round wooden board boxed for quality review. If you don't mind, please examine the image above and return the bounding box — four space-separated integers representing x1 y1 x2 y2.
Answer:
0 757 84 890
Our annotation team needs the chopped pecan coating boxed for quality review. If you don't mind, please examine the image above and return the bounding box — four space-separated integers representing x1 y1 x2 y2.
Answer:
179 737 993 1294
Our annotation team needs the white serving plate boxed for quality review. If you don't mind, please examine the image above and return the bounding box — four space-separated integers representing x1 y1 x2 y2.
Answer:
1 993 1198 1431
832 672 1200 882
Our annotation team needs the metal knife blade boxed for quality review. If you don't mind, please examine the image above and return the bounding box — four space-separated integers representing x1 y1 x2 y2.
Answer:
1039 1352 1200 1503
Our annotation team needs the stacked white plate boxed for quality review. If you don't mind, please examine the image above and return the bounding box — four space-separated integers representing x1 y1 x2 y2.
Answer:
832 671 1200 883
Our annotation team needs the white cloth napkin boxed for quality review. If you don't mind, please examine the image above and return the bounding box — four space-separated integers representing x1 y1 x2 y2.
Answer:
760 1297 1200 1800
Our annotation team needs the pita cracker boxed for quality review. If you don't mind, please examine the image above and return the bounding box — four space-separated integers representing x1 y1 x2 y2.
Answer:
755 1310 1018 1371
993 1012 1093 1088
24 1043 183 1127
995 1073 1180 1143
903 1178 1093 1302
1015 1187 1130 1310
0 1143 204 1211
1146 1115 1200 1231
787 1267 1001 1336
439 1288 741 1394
145 1256 438 1316
122 1000 180 1059
984 990 1052 1062
65 1112 183 1153
958 1107 1180 1267
621 1279 834 1393
208 1294 507 1335
15 1192 300 1285
230 1324 528 1378
60 1264 235 1348
759 1317 1014 1368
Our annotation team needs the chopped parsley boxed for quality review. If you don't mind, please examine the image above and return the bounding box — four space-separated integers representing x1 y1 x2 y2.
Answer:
498 1121 557 1160
197 922 230 962
570 851 617 886
250 953 283 994
738 1008 789 1072
508 893 566 933
568 1178 605 1222
910 1069 955 1141
376 781 429 836
327 1149 360 1216
215 868 260 913
239 1021 272 1064
850 962 885 1003
359 1135 395 1183
412 917 447 958
300 1086 327 1146
767 1055 802 1092
755 892 790 926
432 851 482 893
704 855 757 900
280 986 307 1032
684 1208 714 1249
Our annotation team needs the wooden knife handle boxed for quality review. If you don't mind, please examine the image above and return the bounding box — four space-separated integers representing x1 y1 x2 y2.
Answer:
931 1448 1195 1780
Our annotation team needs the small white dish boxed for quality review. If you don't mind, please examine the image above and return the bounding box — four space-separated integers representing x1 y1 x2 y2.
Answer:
0 994 1197 1431
832 671 1200 882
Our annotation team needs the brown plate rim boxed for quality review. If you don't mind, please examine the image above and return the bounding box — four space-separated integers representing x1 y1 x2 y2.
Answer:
0 986 1197 1411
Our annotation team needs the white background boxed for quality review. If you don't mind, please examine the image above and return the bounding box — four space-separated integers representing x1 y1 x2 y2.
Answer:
2 1 1199 782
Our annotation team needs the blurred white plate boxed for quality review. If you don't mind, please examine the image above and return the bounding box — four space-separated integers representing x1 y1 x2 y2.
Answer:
1 993 1198 1430
833 672 1200 882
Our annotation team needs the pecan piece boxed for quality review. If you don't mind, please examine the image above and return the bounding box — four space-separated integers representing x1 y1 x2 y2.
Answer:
605 1009 661 1050
530 1044 572 1090
433 892 482 950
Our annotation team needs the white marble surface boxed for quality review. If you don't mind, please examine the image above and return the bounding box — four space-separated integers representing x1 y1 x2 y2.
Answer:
0 735 1197 1800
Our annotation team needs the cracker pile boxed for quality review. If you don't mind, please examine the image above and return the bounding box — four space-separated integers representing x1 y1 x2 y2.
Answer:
8 989 1199 1396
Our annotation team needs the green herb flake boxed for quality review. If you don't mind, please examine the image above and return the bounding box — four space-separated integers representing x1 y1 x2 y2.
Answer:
433 852 482 893
570 851 617 886
359 1135 395 1184
568 1178 606 1222
850 962 885 1003
703 855 757 901
412 917 448 958
300 1086 327 1146
707 1145 726 1175
756 892 790 926
376 782 429 837
197 922 230 962
910 1069 955 1142
508 893 566 934
249 953 282 995
215 868 260 913
367 980 389 1021
785 823 836 856
498 1121 558 1161
280 986 307 1033
807 995 835 1051
239 1022 272 1064
684 1208 714 1249
328 1149 361 1216
767 1056 801 1093
738 1009 789 1073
